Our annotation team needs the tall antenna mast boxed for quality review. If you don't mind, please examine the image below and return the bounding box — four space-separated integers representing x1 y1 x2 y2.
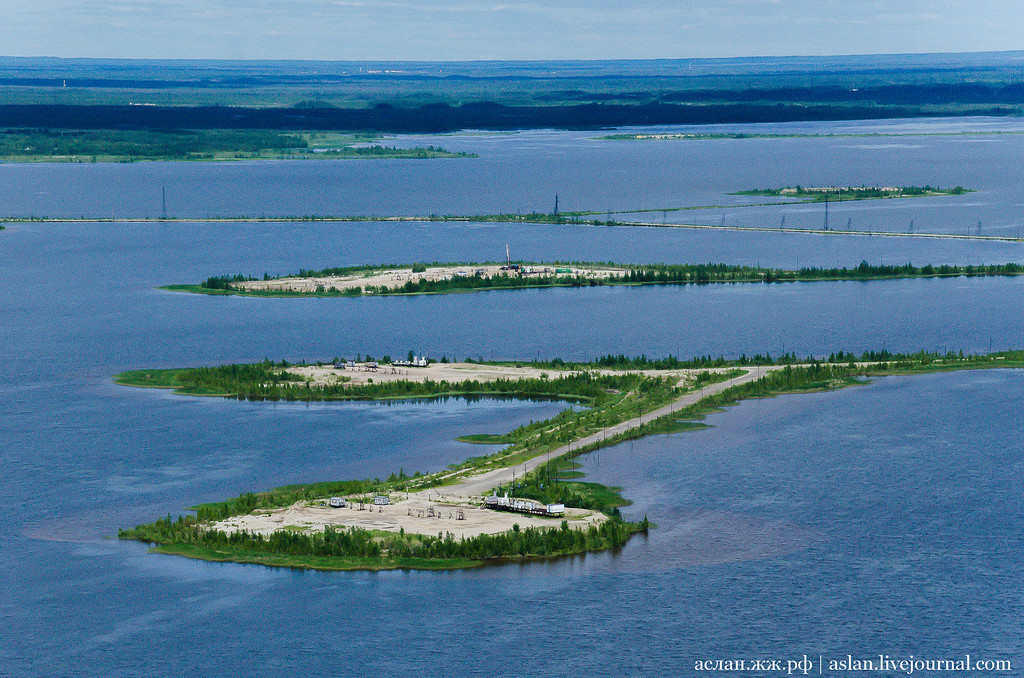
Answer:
161 187 167 220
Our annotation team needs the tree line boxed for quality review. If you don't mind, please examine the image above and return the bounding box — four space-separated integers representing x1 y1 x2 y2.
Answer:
6 99 1024 134
121 512 643 563
197 260 1024 297
170 361 648 403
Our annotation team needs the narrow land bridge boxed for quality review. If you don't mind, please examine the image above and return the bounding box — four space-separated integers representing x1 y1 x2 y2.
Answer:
3 216 1018 242
213 366 777 537
449 366 772 498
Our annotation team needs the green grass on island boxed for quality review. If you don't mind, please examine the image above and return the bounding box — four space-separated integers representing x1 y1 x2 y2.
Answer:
115 368 240 396
118 350 1024 571
0 129 476 163
167 259 1024 299
455 433 516 444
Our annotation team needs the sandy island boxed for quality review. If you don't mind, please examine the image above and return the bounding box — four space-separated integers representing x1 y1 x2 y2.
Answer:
211 365 770 539
232 263 624 294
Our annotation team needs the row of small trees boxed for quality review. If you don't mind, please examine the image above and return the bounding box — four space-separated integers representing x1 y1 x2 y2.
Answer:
216 260 1024 296
122 515 642 562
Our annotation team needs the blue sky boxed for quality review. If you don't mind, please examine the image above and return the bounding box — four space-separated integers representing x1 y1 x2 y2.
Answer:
2 0 1023 60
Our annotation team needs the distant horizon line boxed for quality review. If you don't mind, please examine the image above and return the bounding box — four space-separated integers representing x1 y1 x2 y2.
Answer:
1 49 1023 66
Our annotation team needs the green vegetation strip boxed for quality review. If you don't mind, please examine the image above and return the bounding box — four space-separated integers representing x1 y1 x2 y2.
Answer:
124 518 643 571
174 260 1024 299
455 433 514 444
0 129 475 163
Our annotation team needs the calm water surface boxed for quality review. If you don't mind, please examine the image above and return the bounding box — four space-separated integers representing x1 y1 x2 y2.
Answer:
2 119 1022 676
1 116 1023 239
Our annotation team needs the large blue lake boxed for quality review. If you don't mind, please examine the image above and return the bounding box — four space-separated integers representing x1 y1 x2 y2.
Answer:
2 118 1022 676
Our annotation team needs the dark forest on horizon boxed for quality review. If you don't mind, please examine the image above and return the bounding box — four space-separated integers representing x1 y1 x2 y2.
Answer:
2 53 1024 132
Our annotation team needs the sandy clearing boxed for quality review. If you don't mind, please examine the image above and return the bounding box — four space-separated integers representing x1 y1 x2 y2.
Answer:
287 361 717 388
211 491 603 539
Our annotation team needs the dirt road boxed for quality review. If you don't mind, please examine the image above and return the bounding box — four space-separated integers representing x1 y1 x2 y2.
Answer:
449 366 770 497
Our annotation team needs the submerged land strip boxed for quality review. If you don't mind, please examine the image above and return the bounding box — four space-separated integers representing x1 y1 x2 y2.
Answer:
5 185 1011 241
166 260 1024 299
118 350 1024 570
7 215 1011 242
6 215 1013 242
6 200 1015 242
